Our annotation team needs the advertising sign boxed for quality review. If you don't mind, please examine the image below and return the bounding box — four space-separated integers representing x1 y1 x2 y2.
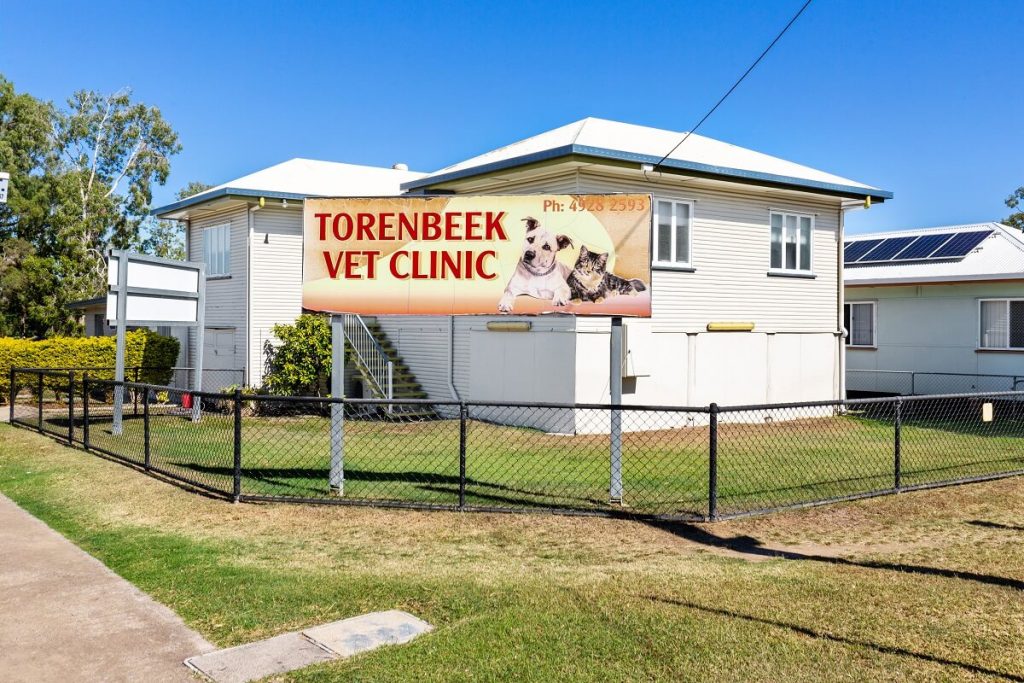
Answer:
303 194 652 316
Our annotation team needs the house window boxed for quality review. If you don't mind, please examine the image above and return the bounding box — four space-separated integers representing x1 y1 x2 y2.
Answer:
203 224 231 277
844 302 875 347
770 211 813 273
979 299 1024 349
653 199 692 267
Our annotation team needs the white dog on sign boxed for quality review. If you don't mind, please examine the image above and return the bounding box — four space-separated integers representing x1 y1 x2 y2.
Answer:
498 217 574 314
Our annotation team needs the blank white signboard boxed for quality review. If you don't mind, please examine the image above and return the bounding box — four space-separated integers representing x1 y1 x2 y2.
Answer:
106 293 198 323
107 256 199 293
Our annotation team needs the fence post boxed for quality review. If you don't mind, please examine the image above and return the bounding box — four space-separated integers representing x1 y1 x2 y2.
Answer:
709 403 719 521
133 367 140 417
894 397 903 491
232 388 242 503
37 373 43 433
82 375 90 450
8 368 14 425
143 385 151 471
67 371 74 445
458 402 468 509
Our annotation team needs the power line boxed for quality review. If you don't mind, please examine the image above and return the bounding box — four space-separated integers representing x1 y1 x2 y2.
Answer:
652 0 814 172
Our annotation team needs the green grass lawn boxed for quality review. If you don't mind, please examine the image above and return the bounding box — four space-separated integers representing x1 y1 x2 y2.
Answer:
1 423 1023 681
60 401 1024 519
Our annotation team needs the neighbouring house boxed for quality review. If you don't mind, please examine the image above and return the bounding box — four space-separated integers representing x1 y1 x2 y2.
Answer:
152 118 891 418
845 222 1024 396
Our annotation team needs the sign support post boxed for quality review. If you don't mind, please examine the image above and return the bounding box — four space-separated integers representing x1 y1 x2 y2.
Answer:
330 314 345 494
192 266 206 423
112 250 130 436
609 316 624 503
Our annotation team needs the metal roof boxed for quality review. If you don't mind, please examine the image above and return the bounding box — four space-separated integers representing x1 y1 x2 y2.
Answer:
401 117 891 201
67 296 105 310
152 158 426 218
845 223 1024 286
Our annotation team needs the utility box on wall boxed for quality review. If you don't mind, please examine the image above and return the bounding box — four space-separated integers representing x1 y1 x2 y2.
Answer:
620 322 650 378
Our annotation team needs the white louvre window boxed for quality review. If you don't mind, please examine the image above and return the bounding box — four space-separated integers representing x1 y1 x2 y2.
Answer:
653 199 693 268
979 299 1024 349
770 211 813 273
844 302 875 347
203 224 231 277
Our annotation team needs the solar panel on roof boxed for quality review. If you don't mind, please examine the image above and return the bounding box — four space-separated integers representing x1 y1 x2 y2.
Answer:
930 230 992 258
844 239 884 264
891 233 955 261
857 236 917 262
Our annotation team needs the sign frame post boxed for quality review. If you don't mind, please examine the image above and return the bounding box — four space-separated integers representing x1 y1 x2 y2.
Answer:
111 249 130 435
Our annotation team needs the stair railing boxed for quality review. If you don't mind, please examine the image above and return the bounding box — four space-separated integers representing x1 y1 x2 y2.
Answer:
341 314 394 404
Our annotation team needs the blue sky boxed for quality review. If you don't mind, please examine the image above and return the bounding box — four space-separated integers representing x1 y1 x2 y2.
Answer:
2 0 1021 233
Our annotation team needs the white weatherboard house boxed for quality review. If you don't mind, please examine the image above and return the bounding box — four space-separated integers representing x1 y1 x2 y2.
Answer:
154 159 425 388
153 118 891 421
845 223 1024 396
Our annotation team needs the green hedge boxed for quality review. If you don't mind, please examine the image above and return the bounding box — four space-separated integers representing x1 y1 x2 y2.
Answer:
1 329 180 402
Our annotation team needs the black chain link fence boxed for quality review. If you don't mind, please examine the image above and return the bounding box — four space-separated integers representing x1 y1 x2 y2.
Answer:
8 368 1024 520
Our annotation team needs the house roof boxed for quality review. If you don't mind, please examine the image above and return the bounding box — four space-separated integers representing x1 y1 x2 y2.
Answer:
67 296 106 310
152 158 426 218
402 117 891 201
845 222 1024 286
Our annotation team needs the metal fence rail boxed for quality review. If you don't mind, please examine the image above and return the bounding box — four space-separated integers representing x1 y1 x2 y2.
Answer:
9 368 1024 520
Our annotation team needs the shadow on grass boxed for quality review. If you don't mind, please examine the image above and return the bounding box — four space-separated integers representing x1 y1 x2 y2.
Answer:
646 596 1024 682
646 520 1024 592
171 462 607 507
967 520 1024 532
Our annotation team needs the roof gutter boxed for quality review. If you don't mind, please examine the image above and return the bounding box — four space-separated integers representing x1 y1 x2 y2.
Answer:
847 273 1024 287
401 144 893 202
152 188 318 219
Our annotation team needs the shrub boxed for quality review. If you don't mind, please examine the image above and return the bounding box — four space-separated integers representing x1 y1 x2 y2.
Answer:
216 383 261 415
263 314 332 397
1 329 179 402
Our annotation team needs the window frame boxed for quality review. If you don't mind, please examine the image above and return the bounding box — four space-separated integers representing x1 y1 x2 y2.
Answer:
768 209 815 276
203 223 231 278
977 298 1024 350
651 198 695 271
844 301 877 348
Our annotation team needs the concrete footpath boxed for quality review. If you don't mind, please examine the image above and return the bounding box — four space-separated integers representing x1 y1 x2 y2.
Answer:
0 493 213 682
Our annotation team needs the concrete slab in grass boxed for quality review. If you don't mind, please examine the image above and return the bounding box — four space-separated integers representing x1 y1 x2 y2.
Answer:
184 611 433 682
303 610 434 657
185 632 335 683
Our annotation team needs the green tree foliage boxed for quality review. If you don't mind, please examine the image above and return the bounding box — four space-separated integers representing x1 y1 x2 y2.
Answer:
51 87 182 291
176 180 213 199
263 315 332 396
137 181 212 260
1005 186 1024 232
0 75 183 337
0 239 67 337
0 76 53 244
